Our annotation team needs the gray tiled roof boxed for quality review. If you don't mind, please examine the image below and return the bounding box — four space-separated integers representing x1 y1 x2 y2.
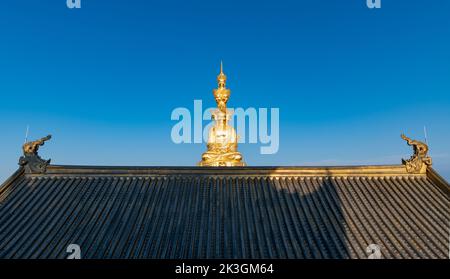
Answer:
0 166 448 259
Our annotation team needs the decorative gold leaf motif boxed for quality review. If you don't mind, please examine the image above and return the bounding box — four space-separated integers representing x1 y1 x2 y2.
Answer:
401 134 432 174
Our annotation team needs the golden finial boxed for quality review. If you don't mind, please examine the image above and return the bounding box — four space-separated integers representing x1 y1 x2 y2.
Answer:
213 61 231 113
217 61 227 89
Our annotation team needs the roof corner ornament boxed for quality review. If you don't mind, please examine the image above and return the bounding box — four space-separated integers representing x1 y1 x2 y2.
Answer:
401 134 432 174
19 135 52 174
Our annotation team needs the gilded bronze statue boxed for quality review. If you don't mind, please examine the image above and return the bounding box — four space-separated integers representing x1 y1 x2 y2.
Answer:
198 63 245 166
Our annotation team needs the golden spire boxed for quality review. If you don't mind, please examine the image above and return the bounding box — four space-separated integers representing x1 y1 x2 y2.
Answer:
198 62 246 167
217 61 227 89
213 61 231 113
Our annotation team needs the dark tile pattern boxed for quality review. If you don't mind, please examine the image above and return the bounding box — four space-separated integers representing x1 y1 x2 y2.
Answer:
0 170 448 259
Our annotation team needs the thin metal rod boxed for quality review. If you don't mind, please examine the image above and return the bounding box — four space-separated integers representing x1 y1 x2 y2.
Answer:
25 125 29 144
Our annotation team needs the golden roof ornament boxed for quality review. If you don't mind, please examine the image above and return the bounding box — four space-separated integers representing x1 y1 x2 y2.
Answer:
215 62 230 112
19 135 52 174
401 134 432 174
198 63 246 167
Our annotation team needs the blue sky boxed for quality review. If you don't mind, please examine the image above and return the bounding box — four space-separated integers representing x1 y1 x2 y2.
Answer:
0 0 449 182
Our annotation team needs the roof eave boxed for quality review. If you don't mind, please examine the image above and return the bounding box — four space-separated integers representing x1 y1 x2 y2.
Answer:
427 167 450 195
0 167 25 198
25 164 425 177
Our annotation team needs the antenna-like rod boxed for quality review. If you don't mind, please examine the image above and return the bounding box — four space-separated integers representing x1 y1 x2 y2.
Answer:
423 126 428 145
24 125 29 144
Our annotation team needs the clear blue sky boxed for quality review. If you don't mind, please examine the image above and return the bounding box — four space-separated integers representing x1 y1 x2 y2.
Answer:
1 0 449 182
